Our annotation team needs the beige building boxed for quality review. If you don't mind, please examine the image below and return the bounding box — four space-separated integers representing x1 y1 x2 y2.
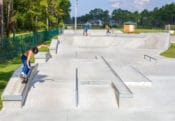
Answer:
124 21 137 33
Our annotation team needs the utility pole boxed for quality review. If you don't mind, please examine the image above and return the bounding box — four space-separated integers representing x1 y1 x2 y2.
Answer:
0 0 3 47
74 0 78 31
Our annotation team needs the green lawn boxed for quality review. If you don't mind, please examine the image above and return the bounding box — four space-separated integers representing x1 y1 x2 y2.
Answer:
114 28 167 33
38 39 51 52
10 31 33 37
135 29 167 33
10 29 47 37
160 43 175 58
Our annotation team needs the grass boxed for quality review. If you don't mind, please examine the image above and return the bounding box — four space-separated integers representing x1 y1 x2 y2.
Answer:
39 39 51 52
10 31 33 37
114 28 167 33
10 29 47 37
135 29 167 33
160 43 175 58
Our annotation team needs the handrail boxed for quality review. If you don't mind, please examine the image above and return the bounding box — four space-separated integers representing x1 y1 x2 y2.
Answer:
144 55 157 62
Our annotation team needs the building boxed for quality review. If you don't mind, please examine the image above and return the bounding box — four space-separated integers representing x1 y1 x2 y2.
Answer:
124 21 137 33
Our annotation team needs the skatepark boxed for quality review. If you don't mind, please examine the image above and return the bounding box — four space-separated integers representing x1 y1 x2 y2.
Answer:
0 30 175 121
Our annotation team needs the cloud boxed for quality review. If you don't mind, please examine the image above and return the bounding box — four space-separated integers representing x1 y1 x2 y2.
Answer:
109 0 120 8
133 0 150 11
109 0 151 11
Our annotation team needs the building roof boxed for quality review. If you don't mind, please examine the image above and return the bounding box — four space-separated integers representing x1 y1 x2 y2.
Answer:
124 21 137 25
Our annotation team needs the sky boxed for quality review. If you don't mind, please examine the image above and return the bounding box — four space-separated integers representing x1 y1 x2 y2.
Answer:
70 0 175 17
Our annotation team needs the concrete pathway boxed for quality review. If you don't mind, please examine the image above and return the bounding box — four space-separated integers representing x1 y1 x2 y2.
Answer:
170 36 175 43
0 30 175 121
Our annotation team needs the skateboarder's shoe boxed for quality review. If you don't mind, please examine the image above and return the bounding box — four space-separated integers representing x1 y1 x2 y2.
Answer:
20 72 27 79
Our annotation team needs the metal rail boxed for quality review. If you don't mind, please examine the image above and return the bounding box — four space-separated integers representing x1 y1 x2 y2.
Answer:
144 55 157 62
75 68 79 107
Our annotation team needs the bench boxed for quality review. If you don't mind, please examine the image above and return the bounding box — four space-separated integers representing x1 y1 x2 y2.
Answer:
34 52 51 63
101 56 133 108
49 39 60 55
1 64 38 109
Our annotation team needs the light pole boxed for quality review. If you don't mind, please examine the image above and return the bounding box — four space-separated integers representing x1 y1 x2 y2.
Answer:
74 0 78 31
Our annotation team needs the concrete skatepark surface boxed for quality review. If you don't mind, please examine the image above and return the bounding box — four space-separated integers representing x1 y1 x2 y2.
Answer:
0 30 175 121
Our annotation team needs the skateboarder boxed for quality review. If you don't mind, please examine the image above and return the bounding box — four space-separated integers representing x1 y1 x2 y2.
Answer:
83 22 89 36
20 44 49 80
105 25 111 34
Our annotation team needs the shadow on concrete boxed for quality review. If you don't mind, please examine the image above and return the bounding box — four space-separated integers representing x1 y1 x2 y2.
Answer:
23 72 54 106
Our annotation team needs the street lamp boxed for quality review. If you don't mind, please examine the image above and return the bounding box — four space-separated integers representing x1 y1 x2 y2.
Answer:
74 0 78 31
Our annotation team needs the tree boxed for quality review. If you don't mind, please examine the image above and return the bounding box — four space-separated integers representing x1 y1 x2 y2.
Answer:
0 0 3 47
89 8 110 23
58 0 71 23
5 0 71 33
77 8 110 25
102 10 110 24
4 0 15 37
112 9 132 25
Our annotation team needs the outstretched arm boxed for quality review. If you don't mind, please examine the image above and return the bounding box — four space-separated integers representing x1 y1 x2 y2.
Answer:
37 44 49 49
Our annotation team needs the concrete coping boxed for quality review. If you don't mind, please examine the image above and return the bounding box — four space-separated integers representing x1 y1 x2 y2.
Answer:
1 64 38 108
115 33 145 38
35 39 59 62
49 39 60 55
34 52 51 63
35 52 51 59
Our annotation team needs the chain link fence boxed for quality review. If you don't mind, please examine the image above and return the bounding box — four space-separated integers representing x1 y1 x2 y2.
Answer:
0 29 59 63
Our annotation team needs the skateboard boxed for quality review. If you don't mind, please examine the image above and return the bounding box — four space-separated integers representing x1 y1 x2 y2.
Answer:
20 76 28 84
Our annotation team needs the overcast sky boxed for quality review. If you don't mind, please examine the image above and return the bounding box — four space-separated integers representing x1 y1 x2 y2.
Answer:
70 0 175 16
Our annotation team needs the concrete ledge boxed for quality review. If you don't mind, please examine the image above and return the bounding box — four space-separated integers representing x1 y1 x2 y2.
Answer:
1 64 38 109
115 33 145 38
49 39 60 55
111 83 132 108
114 66 152 87
80 80 109 85
111 78 133 108
35 39 59 63
101 56 133 108
35 52 51 63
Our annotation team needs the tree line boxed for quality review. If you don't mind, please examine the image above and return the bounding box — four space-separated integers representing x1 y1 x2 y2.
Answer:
76 3 175 28
0 0 71 38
